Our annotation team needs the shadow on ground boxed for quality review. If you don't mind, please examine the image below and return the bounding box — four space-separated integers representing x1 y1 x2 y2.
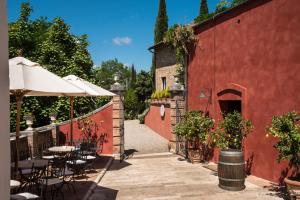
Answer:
108 160 132 171
265 183 290 200
124 149 138 160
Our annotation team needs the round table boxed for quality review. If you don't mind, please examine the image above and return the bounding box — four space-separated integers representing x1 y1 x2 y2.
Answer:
10 180 20 189
48 146 75 153
17 159 49 169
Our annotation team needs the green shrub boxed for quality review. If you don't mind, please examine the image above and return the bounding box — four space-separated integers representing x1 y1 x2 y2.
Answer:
211 111 252 150
174 110 214 142
267 111 300 165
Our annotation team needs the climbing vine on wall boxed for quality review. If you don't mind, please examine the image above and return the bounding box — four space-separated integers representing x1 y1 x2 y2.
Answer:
164 24 196 85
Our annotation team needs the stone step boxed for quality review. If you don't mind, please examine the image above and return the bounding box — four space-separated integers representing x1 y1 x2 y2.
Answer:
130 152 177 159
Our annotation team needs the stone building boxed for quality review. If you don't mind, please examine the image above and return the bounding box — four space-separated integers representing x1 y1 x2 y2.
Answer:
149 44 177 90
147 0 300 183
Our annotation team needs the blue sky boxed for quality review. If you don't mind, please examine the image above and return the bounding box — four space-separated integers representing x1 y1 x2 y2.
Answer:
8 0 220 71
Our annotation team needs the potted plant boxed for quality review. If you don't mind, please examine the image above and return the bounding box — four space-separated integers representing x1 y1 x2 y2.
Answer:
267 111 300 199
212 111 252 191
174 110 214 163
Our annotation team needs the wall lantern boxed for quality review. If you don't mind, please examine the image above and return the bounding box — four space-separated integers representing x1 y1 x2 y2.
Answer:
199 88 212 104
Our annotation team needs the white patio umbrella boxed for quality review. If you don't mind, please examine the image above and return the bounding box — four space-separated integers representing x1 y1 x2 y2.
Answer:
63 75 116 145
9 57 86 169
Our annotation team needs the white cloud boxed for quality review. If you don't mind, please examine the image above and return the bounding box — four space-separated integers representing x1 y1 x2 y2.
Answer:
113 37 132 46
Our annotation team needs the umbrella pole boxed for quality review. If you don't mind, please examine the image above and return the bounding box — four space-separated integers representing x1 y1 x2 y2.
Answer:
15 94 23 172
70 97 74 145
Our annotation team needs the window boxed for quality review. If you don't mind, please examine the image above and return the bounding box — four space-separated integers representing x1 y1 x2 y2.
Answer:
162 77 166 90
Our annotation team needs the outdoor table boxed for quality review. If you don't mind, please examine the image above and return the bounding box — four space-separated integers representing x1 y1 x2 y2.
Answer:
10 180 20 189
17 159 49 169
48 146 75 153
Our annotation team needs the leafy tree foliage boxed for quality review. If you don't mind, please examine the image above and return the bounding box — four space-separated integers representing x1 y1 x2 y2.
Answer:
93 59 130 90
199 0 209 16
129 64 137 89
212 111 252 150
135 71 153 103
124 89 139 120
231 0 247 7
267 112 300 167
154 0 168 44
215 0 231 13
9 3 106 132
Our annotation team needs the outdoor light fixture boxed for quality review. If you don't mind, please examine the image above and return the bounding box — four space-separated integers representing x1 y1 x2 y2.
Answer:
198 88 212 104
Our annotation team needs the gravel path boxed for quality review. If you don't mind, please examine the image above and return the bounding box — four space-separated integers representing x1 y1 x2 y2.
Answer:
124 120 169 155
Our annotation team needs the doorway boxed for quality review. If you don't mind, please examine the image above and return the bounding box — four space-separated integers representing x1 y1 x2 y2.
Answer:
219 100 242 117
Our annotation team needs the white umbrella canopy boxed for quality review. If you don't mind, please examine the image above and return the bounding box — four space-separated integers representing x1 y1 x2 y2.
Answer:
9 57 86 170
63 75 116 144
9 57 85 96
63 75 116 96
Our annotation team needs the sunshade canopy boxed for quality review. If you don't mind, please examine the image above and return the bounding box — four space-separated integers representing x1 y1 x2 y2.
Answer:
63 75 116 97
9 57 85 96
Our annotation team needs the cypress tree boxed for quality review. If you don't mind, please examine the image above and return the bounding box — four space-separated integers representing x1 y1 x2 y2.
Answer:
130 64 137 89
154 0 168 44
199 0 209 17
152 0 168 90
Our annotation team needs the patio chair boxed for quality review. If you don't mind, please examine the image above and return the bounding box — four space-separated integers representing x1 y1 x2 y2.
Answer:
51 157 76 193
39 161 64 200
66 151 87 180
79 144 97 171
18 164 35 191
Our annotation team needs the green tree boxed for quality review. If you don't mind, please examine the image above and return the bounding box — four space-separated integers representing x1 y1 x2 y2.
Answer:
135 70 153 103
9 3 102 131
93 59 130 90
199 0 209 18
124 89 139 120
154 0 168 44
129 64 137 89
152 0 169 91
231 0 247 7
215 0 231 13
9 2 34 58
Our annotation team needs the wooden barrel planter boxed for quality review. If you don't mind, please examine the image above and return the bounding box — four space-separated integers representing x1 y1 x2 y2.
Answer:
218 149 245 191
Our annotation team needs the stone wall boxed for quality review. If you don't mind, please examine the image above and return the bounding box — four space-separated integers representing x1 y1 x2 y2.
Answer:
144 88 186 153
58 102 114 155
155 46 176 68
144 100 173 141
155 46 177 90
155 64 177 91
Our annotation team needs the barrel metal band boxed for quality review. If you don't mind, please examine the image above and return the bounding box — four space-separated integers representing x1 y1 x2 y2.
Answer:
218 161 245 166
219 177 245 182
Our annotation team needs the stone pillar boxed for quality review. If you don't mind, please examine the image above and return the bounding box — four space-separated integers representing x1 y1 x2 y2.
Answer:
169 78 186 153
49 112 58 145
111 74 125 161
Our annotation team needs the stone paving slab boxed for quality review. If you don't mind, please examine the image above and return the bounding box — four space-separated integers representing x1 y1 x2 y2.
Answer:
89 154 283 200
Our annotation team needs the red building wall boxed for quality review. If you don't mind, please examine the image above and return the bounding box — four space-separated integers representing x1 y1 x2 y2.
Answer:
58 103 113 155
145 104 173 141
188 0 300 183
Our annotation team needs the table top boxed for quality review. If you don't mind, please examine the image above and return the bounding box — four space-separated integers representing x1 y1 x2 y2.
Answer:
10 180 20 189
17 159 49 169
48 146 75 153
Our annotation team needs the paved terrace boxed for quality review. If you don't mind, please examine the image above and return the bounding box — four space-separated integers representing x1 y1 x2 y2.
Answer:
88 154 284 200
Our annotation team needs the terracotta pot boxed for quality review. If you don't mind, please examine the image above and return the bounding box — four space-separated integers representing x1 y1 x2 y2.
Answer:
188 148 203 164
284 177 300 199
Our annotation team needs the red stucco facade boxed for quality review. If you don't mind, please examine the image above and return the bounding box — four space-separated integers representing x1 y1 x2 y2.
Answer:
58 103 113 155
188 0 300 183
145 105 173 141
